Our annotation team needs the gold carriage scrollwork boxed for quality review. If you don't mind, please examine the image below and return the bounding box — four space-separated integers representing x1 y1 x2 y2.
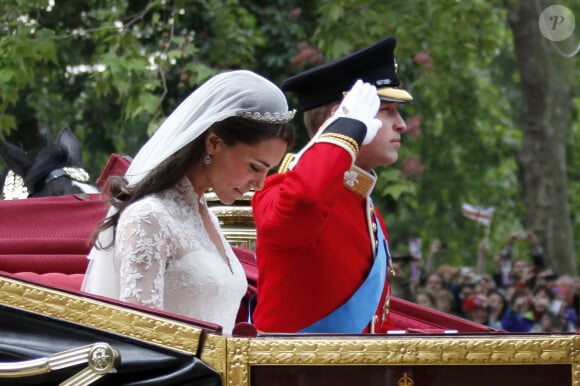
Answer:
1 276 580 386
221 333 580 386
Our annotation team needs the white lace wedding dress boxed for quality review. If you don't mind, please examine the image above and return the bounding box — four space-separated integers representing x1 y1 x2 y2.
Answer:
115 177 247 334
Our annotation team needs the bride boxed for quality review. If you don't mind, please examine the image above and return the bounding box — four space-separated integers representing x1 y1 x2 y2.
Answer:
82 70 295 334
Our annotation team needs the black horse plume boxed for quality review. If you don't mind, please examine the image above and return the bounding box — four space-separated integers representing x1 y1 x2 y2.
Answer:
0 127 99 199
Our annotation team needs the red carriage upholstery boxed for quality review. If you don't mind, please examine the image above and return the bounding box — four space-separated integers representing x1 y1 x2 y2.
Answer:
10 272 86 289
0 154 493 334
0 154 123 286
0 193 102 275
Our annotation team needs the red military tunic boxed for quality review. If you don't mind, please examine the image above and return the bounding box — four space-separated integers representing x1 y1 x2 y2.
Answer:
252 118 393 333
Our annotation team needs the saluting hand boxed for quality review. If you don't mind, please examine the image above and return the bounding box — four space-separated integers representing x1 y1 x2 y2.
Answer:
334 79 382 145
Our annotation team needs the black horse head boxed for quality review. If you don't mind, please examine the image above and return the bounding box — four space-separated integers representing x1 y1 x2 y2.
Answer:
0 127 99 199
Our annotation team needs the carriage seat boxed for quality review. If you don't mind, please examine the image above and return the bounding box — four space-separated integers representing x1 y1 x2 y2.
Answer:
0 192 493 334
0 153 121 288
0 192 103 288
0 154 494 334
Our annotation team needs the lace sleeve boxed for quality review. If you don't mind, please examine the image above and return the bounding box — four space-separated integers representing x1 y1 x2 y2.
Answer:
115 201 173 310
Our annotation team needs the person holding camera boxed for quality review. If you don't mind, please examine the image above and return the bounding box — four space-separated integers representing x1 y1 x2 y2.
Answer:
502 287 535 332
529 284 576 333
492 230 546 290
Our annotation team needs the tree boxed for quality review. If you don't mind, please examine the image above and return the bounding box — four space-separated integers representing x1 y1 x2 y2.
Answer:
506 0 577 273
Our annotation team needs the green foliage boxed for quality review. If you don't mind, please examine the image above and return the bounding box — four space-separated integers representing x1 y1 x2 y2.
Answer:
0 0 309 174
376 168 417 201
1 0 578 272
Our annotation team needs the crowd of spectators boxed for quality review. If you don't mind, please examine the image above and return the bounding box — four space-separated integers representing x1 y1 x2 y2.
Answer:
391 231 579 333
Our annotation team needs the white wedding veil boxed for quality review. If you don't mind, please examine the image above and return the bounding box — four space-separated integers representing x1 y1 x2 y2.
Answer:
81 69 294 298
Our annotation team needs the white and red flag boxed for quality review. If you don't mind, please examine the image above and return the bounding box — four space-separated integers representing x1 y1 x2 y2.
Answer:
462 203 494 226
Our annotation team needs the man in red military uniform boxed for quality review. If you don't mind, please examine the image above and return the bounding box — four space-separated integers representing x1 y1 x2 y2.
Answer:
252 36 413 333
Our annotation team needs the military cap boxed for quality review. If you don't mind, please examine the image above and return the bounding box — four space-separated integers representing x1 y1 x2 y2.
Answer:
282 37 413 111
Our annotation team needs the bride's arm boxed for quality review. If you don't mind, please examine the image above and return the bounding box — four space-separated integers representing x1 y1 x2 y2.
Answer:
115 201 172 310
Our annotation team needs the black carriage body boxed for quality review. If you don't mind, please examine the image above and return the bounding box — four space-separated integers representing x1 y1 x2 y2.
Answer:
0 303 220 385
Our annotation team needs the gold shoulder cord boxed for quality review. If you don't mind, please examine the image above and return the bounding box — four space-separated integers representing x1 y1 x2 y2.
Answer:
318 132 360 155
277 153 295 173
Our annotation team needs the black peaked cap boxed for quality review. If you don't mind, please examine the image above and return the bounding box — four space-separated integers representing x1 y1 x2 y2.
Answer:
282 36 412 111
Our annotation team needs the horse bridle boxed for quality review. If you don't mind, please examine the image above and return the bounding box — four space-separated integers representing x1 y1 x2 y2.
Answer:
44 167 90 184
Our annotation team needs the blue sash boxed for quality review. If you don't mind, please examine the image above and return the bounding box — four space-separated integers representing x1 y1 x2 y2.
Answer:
299 225 389 333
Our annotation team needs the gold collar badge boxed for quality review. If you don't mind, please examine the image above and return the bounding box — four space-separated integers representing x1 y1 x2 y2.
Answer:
343 165 377 197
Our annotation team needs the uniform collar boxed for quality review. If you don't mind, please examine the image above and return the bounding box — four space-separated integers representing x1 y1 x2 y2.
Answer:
343 165 377 197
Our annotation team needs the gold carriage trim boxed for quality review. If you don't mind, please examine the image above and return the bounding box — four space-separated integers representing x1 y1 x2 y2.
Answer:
0 276 204 355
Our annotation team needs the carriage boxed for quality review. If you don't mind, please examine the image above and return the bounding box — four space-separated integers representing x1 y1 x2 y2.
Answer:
0 154 578 385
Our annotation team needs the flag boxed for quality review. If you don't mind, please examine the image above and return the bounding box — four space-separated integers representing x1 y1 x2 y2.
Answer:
462 203 494 226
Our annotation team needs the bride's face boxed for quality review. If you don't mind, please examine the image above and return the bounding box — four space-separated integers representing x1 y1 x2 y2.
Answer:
207 137 288 204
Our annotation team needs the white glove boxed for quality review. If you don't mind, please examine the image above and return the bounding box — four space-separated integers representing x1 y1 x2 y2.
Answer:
333 79 382 145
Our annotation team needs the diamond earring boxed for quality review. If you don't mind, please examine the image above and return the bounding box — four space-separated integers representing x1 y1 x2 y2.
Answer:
204 154 213 165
